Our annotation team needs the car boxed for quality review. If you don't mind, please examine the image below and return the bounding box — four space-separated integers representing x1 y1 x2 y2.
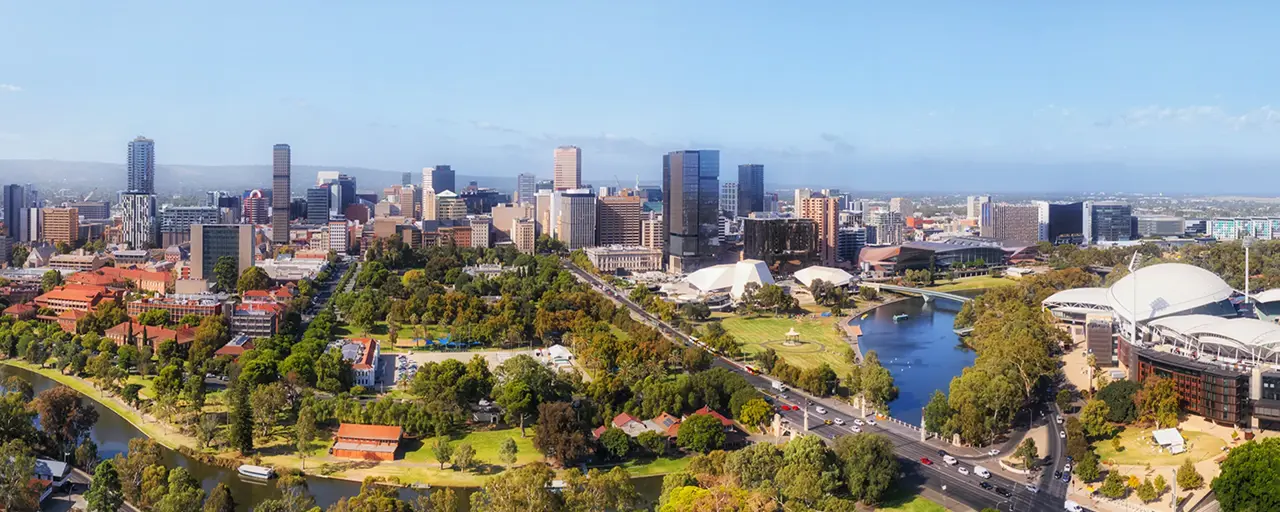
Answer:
1025 484 1040 493
942 455 958 465
823 419 833 425
1064 463 1072 473
979 482 993 490
833 418 845 425
1066 455 1074 463
920 457 933 465
958 467 970 475
815 406 827 414
865 418 876 425
853 419 864 426
1060 430 1067 438
995 487 1012 498
1057 415 1065 424
1054 470 1062 479
937 449 948 457
988 449 1001 456
1062 472 1071 483
850 425 861 433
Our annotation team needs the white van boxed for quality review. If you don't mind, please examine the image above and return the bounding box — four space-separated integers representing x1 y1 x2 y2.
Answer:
942 455 958 465
1064 500 1083 512
973 466 991 478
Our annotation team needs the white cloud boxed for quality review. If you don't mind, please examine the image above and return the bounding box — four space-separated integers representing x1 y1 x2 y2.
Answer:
470 121 522 134
0 84 21 93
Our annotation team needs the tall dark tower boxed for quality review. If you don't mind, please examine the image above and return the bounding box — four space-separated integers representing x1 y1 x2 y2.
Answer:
272 144 291 245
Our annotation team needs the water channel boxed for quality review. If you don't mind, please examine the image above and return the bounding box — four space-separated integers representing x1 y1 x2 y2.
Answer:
853 294 978 426
0 365 662 511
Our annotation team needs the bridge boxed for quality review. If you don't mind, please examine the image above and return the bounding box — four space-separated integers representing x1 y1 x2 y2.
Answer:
861 282 973 304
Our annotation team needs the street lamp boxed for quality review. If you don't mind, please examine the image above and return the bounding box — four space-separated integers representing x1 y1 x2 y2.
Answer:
941 485 948 510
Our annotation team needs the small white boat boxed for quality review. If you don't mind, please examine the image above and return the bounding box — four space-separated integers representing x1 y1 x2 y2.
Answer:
237 464 276 479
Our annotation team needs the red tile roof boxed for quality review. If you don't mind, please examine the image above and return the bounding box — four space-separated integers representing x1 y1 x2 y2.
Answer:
347 338 377 370
611 412 641 428
4 303 34 314
652 412 682 437
692 406 734 427
35 285 107 304
105 322 196 346
335 423 403 441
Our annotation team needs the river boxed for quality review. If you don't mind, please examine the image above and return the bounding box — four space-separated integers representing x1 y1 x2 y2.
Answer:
0 364 662 511
853 294 977 426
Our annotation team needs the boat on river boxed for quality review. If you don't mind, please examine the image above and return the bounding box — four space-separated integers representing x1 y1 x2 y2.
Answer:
237 464 276 479
893 313 909 322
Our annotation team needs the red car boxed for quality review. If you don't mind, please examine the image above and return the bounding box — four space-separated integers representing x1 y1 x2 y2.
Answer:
919 457 933 465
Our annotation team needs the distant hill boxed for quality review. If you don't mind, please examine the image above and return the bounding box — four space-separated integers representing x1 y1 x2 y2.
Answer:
0 160 517 195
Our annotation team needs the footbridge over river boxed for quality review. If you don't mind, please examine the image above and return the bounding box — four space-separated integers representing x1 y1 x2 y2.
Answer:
860 282 973 304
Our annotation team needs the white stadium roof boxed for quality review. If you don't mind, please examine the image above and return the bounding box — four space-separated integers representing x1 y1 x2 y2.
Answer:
1106 264 1235 324
1149 315 1280 363
685 260 775 300
793 266 854 288
1252 289 1280 303
1042 287 1110 310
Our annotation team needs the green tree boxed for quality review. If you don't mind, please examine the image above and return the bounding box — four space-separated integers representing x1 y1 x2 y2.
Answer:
212 256 238 292
723 442 782 491
833 433 899 505
1154 474 1168 495
236 265 270 293
1013 438 1038 471
432 437 453 469
737 398 772 433
468 462 558 512
598 427 631 460
850 350 897 414
156 467 206 512
1177 458 1204 490
0 440 39 512
922 389 953 436
1137 477 1158 503
136 309 170 327
41 269 64 292
32 385 99 460
1075 450 1101 482
10 245 28 267
295 405 317 469
228 382 254 453
561 467 639 512
532 402 589 466
497 437 518 466
75 438 99 469
637 430 667 456
1136 375 1181 428
1095 380 1140 423
86 459 125 512
453 443 476 472
203 483 237 512
1055 388 1073 411
676 413 726 454
1100 470 1127 499
1212 438 1280 511
1080 398 1113 439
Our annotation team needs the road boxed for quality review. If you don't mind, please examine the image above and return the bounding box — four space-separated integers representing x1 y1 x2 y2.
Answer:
564 261 1072 512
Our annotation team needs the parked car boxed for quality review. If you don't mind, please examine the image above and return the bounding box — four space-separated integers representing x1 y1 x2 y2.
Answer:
988 449 1001 456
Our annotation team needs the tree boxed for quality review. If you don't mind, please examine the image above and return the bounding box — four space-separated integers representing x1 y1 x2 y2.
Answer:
212 256 238 292
1177 458 1204 490
41 269 64 292
598 427 631 460
203 483 237 512
1137 477 1158 503
453 443 476 472
532 402 589 466
86 459 125 512
0 389 38 445
1013 438 1038 471
497 437 518 466
250 381 289 439
1212 438 1280 512
237 265 270 293
1075 450 1100 482
469 462 558 512
432 437 453 470
676 413 725 454
858 286 879 301
1096 379 1140 423
1080 399 1114 439
1154 474 1168 495
228 382 254 453
851 350 897 414
637 430 667 456
75 438 99 469
1055 388 1073 412
136 309 170 327
295 405 317 469
156 467 206 512
922 390 953 436
1100 470 1127 499
1136 375 1181 428
139 464 169 509
561 467 639 512
33 385 100 459
417 488 455 512
0 440 39 512
11 245 28 267
737 398 772 433
724 442 782 491
834 433 899 505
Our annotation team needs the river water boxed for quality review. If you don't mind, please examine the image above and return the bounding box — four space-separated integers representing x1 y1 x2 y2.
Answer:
852 295 976 426
0 365 661 511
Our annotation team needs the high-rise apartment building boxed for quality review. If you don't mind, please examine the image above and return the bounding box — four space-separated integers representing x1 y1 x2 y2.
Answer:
3 184 26 239
837 226 868 263
120 193 159 249
737 164 765 217
397 185 421 220
662 150 719 272
967 195 992 221
534 191 553 237
553 146 582 190
597 195 642 246
1035 201 1085 245
243 190 270 225
556 190 597 250
422 165 455 194
641 212 664 252
435 191 467 220
128 136 155 194
401 172 412 186
41 207 78 245
512 218 536 253
720 182 738 217
421 190 437 221
159 206 220 246
306 185 332 223
793 188 813 208
516 173 537 205
69 201 110 221
867 210 904 245
888 197 914 216
271 144 291 245
799 196 840 266
469 216 492 248
191 224 253 281
990 204 1041 244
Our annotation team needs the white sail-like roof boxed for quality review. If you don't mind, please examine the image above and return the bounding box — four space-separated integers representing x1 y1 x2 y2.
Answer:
685 259 775 300
793 266 854 288
1107 264 1234 324
1042 287 1110 310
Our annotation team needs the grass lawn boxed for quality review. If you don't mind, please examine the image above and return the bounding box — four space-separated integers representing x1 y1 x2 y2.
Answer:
719 313 854 374
875 486 947 512
620 456 692 477
402 429 541 467
1094 427 1227 466
335 322 451 353
928 275 1017 293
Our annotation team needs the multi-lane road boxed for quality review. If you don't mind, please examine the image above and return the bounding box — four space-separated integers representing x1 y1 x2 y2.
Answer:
564 262 1075 511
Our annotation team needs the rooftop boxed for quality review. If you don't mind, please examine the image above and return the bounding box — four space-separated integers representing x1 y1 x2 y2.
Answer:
335 423 402 441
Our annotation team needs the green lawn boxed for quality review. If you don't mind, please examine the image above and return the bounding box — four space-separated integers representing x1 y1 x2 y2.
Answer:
619 456 692 477
402 429 541 467
927 275 1017 293
335 322 451 353
875 486 947 512
719 313 854 374
1094 427 1227 466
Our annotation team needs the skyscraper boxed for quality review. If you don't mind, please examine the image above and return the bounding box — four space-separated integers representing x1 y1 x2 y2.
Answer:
128 136 155 194
121 192 158 249
422 165 455 194
306 185 332 222
401 172 412 186
159 206 220 246
737 164 764 217
191 224 253 280
42 207 78 245
662 150 719 272
3 184 25 239
243 190 270 225
271 144 291 245
888 197 914 216
990 204 1040 244
799 195 840 266
554 146 582 190
967 195 991 221
719 182 738 217
597 195 643 246
555 190 597 250
1086 201 1133 243
516 173 537 205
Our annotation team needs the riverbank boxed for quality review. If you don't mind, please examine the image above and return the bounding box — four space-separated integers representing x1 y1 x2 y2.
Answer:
840 296 909 362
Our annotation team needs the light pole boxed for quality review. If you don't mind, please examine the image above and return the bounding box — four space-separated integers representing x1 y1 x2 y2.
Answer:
941 484 948 510
1245 236 1256 306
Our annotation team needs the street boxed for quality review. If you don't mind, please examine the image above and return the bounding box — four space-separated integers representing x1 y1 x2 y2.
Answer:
564 261 1072 512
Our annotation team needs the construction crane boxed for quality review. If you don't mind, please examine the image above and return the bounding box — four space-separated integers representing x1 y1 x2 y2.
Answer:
83 188 97 201
614 175 622 191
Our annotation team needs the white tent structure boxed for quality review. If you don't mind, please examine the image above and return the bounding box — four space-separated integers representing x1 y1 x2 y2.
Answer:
793 266 855 288
685 259 775 300
1152 428 1185 454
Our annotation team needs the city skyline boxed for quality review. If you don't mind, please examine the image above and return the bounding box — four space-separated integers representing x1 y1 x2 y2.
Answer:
7 3 1280 192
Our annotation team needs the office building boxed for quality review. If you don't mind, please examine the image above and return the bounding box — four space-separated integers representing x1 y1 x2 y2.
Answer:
737 164 765 217
837 226 868 263
306 185 332 223
662 150 720 273
554 146 582 190
491 203 534 244
742 215 819 271
17 207 39 243
990 204 1040 244
70 201 110 221
271 144 291 245
641 213 664 252
120 193 158 249
422 165 455 194
191 224 253 281
1137 215 1186 238
1035 201 1085 245
799 196 840 266
159 206 220 246
888 197 914 216
326 221 349 252
401 172 412 186
516 173 537 205
719 182 738 218
764 192 779 213
469 216 492 248
435 191 467 220
3 184 26 239
397 185 421 220
966 195 992 221
584 246 663 274
534 191 553 236
512 218 536 253
793 188 813 208
42 208 78 245
1085 201 1133 243
867 210 904 245
597 195 642 246
127 136 155 194
556 190 597 250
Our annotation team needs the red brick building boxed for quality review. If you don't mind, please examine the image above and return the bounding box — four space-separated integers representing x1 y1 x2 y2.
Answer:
105 321 197 350
330 424 402 461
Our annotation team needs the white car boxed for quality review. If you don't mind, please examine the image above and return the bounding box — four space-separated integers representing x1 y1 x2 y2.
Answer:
958 466 970 476
943 455 958 465
1064 463 1072 473
865 418 876 426
850 425 861 433
1026 484 1039 493
988 449 1001 456
853 419 864 426
1060 430 1067 438
833 418 845 425
815 406 827 414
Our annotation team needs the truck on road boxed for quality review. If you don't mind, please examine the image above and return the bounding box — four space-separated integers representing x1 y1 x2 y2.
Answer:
771 380 787 393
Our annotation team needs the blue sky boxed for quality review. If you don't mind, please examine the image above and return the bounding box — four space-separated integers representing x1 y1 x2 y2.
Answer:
3 1 1280 191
